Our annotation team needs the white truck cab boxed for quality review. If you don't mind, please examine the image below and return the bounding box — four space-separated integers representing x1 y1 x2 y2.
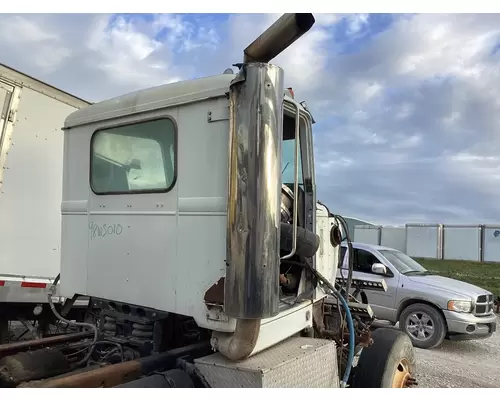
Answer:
61 68 340 352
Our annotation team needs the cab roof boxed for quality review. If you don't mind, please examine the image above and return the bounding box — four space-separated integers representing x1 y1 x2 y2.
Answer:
64 72 306 130
64 73 236 129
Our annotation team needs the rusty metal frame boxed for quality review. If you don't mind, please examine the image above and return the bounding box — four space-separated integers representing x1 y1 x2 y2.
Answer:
25 342 210 388
0 331 93 358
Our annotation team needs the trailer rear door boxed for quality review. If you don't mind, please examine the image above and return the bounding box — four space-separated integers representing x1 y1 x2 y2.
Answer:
0 81 14 153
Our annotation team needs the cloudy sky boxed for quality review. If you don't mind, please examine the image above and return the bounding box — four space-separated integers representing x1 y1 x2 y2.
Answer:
2 13 500 225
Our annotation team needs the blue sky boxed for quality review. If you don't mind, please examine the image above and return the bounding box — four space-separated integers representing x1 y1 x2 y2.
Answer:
1 13 500 225
333 13 396 54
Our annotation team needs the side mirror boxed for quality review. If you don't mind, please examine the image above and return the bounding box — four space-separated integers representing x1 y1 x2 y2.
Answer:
371 263 387 275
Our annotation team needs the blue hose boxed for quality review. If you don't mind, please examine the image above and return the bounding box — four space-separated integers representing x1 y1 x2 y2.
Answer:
332 287 355 388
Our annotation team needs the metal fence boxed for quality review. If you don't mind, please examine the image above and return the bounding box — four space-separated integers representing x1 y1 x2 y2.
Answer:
352 225 380 245
380 226 406 253
406 224 442 259
353 224 500 262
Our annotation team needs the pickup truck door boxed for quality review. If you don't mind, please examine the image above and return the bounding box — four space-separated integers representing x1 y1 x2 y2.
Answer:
341 247 399 322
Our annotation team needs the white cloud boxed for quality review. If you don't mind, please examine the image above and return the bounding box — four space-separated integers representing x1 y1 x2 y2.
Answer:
0 15 71 72
85 15 175 87
1 15 57 42
1 13 500 224
345 13 369 35
391 134 422 149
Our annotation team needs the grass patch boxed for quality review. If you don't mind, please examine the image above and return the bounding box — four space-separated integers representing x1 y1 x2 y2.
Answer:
414 258 500 297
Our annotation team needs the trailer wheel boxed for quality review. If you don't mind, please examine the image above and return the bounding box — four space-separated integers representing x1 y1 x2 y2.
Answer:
352 328 416 388
0 318 9 345
280 223 320 258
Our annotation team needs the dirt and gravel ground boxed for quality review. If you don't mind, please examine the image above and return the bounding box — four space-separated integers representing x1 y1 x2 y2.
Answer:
372 316 500 388
413 315 500 388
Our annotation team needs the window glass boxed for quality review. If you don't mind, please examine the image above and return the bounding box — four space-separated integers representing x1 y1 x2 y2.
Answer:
340 246 347 263
354 249 382 274
282 138 304 186
379 250 428 275
91 119 176 194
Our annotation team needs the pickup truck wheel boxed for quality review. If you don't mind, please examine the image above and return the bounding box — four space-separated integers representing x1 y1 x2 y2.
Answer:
399 303 446 349
352 328 416 388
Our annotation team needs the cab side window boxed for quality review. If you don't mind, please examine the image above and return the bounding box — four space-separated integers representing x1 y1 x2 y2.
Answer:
91 118 176 195
354 249 382 274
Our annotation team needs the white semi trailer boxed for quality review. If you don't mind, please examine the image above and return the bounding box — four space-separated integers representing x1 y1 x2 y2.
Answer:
0 64 90 343
0 14 417 389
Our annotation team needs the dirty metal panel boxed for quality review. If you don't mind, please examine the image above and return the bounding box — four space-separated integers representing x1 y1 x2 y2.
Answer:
207 106 229 123
195 336 339 388
204 277 224 304
0 86 80 278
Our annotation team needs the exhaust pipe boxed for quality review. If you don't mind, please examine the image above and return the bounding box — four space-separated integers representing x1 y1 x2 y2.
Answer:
225 62 284 321
218 13 316 361
212 319 261 361
243 13 316 63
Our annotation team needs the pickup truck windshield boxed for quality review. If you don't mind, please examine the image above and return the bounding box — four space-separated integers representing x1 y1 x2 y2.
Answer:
379 250 430 275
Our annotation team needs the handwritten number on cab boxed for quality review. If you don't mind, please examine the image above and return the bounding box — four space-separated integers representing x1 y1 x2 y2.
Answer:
89 222 123 239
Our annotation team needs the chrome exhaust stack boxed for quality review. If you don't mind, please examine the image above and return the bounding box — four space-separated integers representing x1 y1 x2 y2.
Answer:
216 14 316 361
225 62 285 320
243 14 316 63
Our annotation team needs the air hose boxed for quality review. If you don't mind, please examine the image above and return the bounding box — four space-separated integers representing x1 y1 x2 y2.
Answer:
47 274 98 365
